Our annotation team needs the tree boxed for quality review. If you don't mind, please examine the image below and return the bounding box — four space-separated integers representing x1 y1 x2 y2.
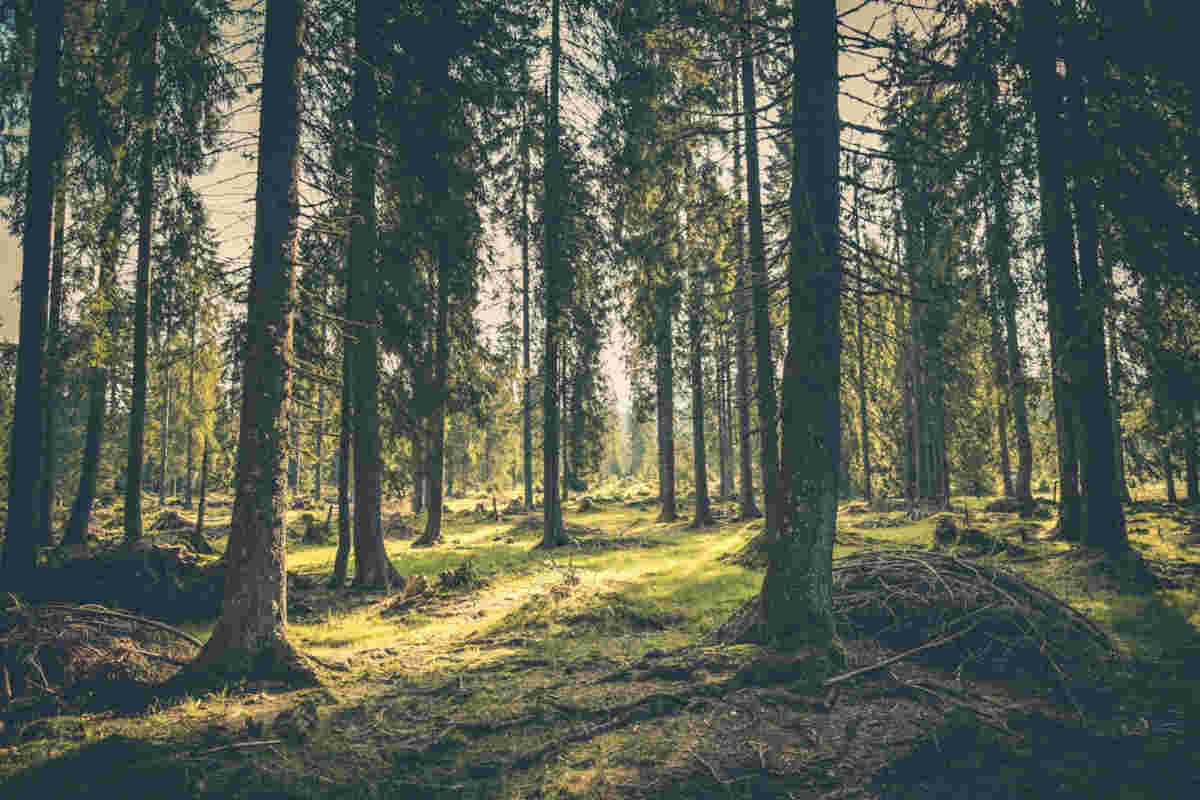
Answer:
191 0 315 683
740 0 778 537
123 0 162 544
538 0 568 548
758 0 840 649
1 0 64 590
345 0 395 585
729 58 759 520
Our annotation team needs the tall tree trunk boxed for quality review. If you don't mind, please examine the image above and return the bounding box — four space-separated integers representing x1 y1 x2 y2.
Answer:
730 60 759 520
2 0 64 588
346 0 391 584
1106 296 1128 502
159 350 170 505
851 165 872 502
39 160 68 545
655 286 677 522
689 257 712 527
410 423 424 514
185 313 196 508
716 323 732 500
1185 402 1199 505
192 0 315 683
1026 0 1083 541
331 340 352 587
1163 446 1177 503
760 0 840 649
124 0 162 545
415 246 451 547
538 0 568 548
989 280 1014 497
1063 20 1126 552
194 434 209 538
741 0 778 536
521 89 534 511
313 382 324 500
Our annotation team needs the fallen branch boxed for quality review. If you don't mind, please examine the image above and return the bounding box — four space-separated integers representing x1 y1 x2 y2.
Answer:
43 603 205 649
824 608 993 687
194 739 283 757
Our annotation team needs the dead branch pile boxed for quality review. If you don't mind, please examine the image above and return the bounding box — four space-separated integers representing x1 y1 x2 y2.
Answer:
832 549 1119 687
1 594 200 710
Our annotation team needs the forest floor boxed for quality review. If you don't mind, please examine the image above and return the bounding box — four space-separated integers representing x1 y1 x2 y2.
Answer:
2 482 1200 798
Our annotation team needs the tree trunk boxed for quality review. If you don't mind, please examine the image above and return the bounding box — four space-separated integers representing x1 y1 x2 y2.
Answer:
195 435 209 538
538 0 568 548
760 0 840 649
192 0 315 683
989 280 1014 497
410 424 424 514
731 51 760 521
39 160 68 545
521 89 534 511
741 0 777 535
346 0 393 586
331 342 352 587
1026 0 1084 541
689 256 712 528
124 0 162 545
314 382 324 500
159 351 171 505
1063 23 1126 552
2 0 64 589
655 286 678 522
851 165 872 502
185 313 196 508
1185 403 1199 505
414 243 451 548
717 323 733 500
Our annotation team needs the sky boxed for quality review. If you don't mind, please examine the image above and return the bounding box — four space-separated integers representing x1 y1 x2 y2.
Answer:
1 0 892 400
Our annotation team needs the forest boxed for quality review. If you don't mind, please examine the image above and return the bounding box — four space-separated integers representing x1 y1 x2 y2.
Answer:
1 0 1199 797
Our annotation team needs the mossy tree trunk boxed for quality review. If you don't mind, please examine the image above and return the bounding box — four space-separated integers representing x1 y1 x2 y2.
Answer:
193 0 314 683
759 0 840 649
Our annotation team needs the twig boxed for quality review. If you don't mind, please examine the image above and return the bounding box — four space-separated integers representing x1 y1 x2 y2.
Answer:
824 613 989 687
194 739 283 756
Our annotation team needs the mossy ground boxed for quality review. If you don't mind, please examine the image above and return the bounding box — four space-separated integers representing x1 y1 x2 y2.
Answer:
3 481 1199 798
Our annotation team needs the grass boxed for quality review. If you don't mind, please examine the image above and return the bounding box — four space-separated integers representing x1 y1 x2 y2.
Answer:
4 481 1200 799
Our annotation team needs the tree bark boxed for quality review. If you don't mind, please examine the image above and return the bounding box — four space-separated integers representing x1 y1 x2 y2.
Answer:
414 240 451 547
851 164 872 502
3 0 64 589
741 0 777 536
1185 401 1199 505
1026 0 1084 541
331 339 352 587
988 278 1014 497
191 0 315 683
1163 445 1177 504
521 88 534 511
39 159 68 545
538 0 568 548
346 0 392 585
655 285 678 522
314 382 324 500
159 347 171 505
185 312 196 508
124 0 161 545
760 0 840 649
689 256 712 528
195 434 209 538
1063 18 1126 551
